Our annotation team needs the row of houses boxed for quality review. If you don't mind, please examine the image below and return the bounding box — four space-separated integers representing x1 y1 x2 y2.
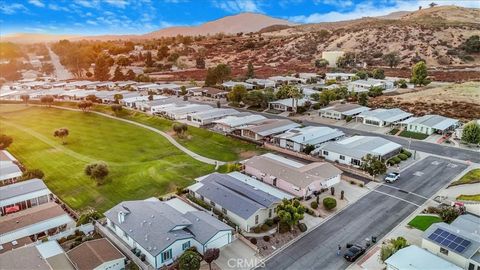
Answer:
320 103 461 135
0 150 126 270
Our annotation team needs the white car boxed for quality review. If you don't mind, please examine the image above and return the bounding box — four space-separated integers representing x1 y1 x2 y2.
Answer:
385 172 400 183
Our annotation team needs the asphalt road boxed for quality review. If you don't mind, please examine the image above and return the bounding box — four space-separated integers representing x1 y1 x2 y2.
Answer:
262 156 468 270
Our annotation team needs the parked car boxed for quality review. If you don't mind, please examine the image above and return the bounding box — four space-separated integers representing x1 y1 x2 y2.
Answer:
385 172 400 183
344 244 365 262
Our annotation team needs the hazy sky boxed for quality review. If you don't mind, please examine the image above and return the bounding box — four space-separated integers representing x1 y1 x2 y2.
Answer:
1 0 479 35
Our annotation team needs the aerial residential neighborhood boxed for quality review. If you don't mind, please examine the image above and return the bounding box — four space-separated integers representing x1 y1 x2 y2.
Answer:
1 1 480 270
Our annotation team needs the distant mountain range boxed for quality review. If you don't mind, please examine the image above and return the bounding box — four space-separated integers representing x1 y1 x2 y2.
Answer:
1 13 296 43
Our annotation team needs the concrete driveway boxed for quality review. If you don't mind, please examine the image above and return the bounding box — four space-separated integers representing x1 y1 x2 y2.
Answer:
262 156 468 270
216 239 261 270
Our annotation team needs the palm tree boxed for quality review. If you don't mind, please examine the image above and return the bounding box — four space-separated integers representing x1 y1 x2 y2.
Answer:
287 86 303 112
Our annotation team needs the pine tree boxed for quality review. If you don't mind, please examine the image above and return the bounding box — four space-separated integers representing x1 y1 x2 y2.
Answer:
145 51 154 67
246 62 254 78
126 69 136 80
94 55 110 81
112 66 124 81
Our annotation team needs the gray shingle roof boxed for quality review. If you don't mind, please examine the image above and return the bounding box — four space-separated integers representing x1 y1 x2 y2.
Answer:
104 200 231 257
194 173 282 219
0 178 48 201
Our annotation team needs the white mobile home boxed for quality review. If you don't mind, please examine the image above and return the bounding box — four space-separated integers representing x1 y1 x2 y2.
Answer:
187 108 240 126
274 126 345 153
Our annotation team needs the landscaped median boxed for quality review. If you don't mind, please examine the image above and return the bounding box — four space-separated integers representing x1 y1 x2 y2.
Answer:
456 194 480 201
449 168 480 186
397 130 429 140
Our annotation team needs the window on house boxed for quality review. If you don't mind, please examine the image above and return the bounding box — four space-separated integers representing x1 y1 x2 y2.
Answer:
162 249 172 262
182 241 190 251
222 208 227 215
210 201 215 207
339 155 345 160
273 179 277 186
323 151 329 156
269 209 272 218
255 215 259 224
440 247 448 255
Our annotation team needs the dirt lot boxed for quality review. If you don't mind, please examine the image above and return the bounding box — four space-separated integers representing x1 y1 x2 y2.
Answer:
370 82 480 122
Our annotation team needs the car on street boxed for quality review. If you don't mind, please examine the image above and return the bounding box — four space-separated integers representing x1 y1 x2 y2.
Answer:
344 244 365 262
385 172 400 183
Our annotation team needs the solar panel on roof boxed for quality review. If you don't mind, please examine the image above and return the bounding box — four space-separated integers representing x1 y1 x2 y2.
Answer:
428 228 472 254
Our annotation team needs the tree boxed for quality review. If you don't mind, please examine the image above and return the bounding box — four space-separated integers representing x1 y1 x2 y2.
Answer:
112 66 124 81
244 90 266 108
356 70 368 79
41 63 54 75
145 51 154 67
20 94 30 105
172 123 188 137
85 95 98 103
116 55 131 66
227 85 247 104
94 54 110 81
368 86 384 97
77 101 93 111
178 250 201 270
323 197 337 210
276 199 305 231
157 45 169 60
22 169 44 179
314 58 329 68
125 69 136 80
204 248 220 270
204 64 231 86
53 128 69 145
84 162 109 185
361 154 387 179
461 122 480 144
380 237 409 262
358 92 369 106
113 94 124 104
0 134 13 149
287 86 303 112
195 57 205 69
180 85 187 96
383 52 400 68
462 35 480 53
438 206 461 224
40 95 54 107
86 71 93 78
429 2 437 8
246 62 255 78
303 144 315 154
372 68 385 79
411 61 431 86
318 90 336 106
111 104 123 115
226 163 242 172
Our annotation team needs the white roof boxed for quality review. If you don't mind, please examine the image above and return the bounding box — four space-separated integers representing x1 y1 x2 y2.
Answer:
163 104 212 115
321 135 402 159
227 172 294 200
268 76 305 82
35 241 64 259
349 80 384 87
190 108 239 120
325 73 355 77
261 153 305 168
409 114 459 131
358 108 412 123
385 245 462 270
269 98 311 107
221 81 253 88
245 78 275 86
213 114 266 128
164 198 197 214
275 126 344 145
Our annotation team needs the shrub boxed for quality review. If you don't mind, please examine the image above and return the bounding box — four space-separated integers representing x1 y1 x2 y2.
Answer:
387 159 396 166
279 222 291 233
186 194 212 211
359 183 364 187
345 116 353 122
305 208 315 215
323 197 337 210
263 235 270 242
392 156 401 163
265 219 274 227
253 226 262 233
401 149 412 157
311 201 318 209
397 154 408 160
261 224 270 232
298 223 308 232
250 238 257 245
350 180 356 185
273 216 281 224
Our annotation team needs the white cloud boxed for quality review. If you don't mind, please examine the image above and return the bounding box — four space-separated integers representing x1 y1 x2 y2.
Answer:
289 0 480 23
0 3 28 14
74 0 99 8
212 0 263 13
48 4 70 12
86 20 98 25
104 0 129 8
315 0 353 8
28 0 45 8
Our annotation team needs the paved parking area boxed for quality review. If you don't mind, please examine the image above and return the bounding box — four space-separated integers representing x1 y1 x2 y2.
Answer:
262 156 468 270
216 239 261 270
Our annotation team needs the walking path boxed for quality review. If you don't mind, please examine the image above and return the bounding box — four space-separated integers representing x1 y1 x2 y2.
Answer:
50 105 226 166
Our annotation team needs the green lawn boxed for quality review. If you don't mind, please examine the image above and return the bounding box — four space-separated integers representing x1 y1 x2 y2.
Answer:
408 215 443 231
398 130 430 140
55 102 263 161
450 168 480 186
0 105 217 213
457 194 480 201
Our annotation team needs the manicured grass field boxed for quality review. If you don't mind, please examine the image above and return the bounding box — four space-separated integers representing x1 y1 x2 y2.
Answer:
0 105 217 213
450 168 480 186
408 215 443 231
457 194 480 201
398 130 430 140
56 102 263 161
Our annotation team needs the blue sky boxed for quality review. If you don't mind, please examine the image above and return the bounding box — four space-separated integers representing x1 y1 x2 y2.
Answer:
1 0 479 36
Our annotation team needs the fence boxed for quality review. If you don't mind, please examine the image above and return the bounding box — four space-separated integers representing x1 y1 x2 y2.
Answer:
48 223 95 241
